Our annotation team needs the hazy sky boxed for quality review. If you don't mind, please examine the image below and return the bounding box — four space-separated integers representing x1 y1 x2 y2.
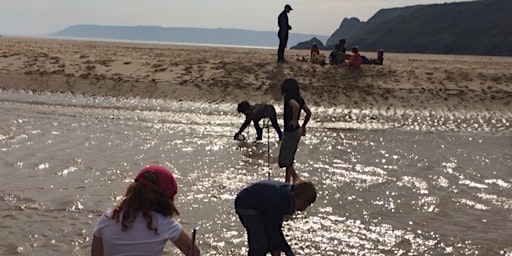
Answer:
1 0 472 36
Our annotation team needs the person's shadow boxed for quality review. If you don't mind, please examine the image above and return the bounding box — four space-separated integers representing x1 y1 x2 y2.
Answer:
266 63 285 101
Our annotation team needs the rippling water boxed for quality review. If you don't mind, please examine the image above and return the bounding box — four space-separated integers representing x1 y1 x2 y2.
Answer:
0 90 511 255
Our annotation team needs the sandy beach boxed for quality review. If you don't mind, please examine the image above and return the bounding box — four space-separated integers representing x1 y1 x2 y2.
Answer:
0 36 511 255
1 36 511 113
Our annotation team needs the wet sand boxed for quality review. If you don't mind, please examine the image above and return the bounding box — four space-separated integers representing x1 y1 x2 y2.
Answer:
0 36 511 112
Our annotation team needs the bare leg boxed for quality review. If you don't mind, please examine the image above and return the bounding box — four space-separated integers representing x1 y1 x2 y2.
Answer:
271 251 281 256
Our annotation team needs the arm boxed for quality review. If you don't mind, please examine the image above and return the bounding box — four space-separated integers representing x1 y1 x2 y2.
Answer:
172 229 201 256
300 104 311 136
235 116 251 138
91 235 104 256
267 218 294 256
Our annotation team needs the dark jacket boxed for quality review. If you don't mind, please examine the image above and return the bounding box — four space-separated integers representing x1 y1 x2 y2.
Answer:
278 11 290 38
235 180 295 254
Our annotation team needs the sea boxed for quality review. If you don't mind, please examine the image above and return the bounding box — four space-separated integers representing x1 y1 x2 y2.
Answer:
0 89 511 255
25 35 279 50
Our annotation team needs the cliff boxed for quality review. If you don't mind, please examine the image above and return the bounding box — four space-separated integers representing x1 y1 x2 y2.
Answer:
303 0 512 56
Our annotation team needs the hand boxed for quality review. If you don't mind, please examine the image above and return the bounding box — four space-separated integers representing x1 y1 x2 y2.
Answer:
285 251 295 256
301 126 307 136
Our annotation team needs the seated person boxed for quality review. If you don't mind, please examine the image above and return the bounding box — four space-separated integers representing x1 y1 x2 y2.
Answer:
310 43 326 65
348 46 362 69
235 101 283 141
329 39 348 65
374 49 384 65
362 49 384 65
335 39 346 52
310 43 320 59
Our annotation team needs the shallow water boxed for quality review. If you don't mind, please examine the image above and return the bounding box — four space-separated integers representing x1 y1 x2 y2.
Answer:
0 90 511 255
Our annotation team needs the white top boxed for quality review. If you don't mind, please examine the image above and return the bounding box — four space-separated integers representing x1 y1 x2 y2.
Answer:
93 210 182 256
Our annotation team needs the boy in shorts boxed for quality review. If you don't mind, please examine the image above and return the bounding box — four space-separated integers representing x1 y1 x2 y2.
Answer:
278 78 311 183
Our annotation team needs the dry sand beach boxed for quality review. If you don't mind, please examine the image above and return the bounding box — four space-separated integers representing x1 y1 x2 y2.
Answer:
0 36 511 255
1 36 511 113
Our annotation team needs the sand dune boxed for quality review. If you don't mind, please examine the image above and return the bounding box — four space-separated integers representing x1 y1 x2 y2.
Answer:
0 36 510 113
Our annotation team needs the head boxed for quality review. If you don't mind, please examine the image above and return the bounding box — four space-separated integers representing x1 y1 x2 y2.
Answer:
112 165 179 232
280 78 300 97
378 49 384 57
284 4 293 13
135 165 178 200
237 101 251 114
339 39 346 45
351 46 359 53
292 180 317 211
311 43 318 51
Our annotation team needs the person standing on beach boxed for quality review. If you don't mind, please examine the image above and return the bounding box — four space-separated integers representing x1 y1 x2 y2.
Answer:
277 4 293 63
91 165 200 256
235 101 283 141
235 179 317 256
278 78 311 183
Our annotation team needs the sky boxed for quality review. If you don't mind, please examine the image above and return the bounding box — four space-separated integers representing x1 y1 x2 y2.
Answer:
0 0 472 37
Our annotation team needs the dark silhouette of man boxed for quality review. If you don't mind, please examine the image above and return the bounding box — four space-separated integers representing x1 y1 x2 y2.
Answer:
277 4 293 63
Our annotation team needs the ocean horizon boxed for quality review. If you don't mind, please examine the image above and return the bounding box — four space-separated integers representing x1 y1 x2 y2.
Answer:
4 34 280 50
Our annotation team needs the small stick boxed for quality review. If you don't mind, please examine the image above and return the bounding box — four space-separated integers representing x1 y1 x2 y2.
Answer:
265 119 271 179
189 227 197 256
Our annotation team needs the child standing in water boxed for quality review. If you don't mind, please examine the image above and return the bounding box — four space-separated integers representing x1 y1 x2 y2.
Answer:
278 78 311 183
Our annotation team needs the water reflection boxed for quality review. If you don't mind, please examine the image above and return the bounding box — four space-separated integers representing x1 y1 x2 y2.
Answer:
0 91 510 255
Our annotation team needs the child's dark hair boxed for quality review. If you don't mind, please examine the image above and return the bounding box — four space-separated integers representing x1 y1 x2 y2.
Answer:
292 180 317 205
237 101 251 113
352 46 359 53
280 78 300 97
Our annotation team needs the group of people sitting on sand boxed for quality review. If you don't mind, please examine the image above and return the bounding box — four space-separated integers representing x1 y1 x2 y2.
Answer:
301 38 384 68
329 38 384 68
